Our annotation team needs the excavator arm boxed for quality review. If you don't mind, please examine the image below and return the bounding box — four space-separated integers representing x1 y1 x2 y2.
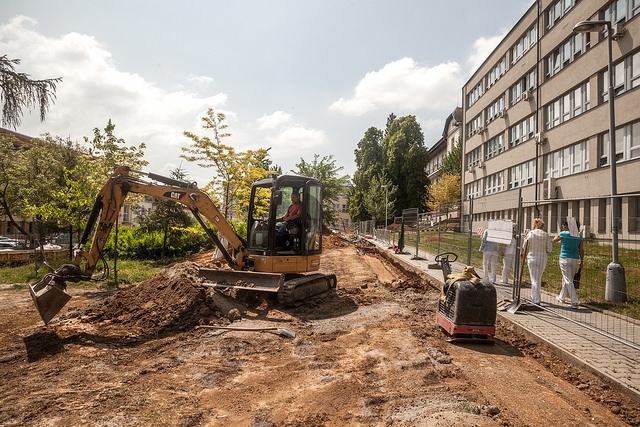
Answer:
75 166 250 277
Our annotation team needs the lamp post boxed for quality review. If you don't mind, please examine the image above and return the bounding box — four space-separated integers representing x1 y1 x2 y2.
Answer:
381 185 389 239
573 20 626 302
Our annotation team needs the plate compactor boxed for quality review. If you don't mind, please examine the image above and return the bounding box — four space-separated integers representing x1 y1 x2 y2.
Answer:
434 252 497 343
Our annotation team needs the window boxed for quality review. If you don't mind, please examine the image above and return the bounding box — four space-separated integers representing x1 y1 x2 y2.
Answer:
465 180 482 200
485 95 506 123
544 82 590 130
486 56 506 89
484 172 505 195
546 0 578 29
485 134 505 159
509 160 535 189
122 206 130 223
466 114 484 137
510 69 537 104
544 140 589 179
511 25 537 65
602 51 640 100
544 33 589 79
600 120 640 166
467 82 483 107
509 114 537 147
466 146 482 169
604 0 627 24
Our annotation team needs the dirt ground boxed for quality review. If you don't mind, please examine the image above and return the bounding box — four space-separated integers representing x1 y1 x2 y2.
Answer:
1 233 639 427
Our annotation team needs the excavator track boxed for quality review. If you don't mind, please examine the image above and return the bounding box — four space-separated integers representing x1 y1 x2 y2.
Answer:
278 273 337 306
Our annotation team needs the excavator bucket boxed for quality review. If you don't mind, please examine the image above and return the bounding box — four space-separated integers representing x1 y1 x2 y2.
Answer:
29 275 72 324
199 269 284 294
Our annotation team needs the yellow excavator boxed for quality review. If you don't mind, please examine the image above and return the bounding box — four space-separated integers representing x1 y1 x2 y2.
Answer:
30 166 337 324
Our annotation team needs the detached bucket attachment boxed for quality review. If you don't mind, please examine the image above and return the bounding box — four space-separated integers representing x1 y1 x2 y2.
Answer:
29 275 72 324
199 268 284 294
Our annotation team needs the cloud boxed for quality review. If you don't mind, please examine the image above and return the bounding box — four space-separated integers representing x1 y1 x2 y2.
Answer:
329 57 463 116
257 111 293 130
466 33 508 75
188 75 214 88
0 15 230 183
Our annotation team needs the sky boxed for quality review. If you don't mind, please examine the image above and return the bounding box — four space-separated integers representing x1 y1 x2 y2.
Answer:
1 0 534 186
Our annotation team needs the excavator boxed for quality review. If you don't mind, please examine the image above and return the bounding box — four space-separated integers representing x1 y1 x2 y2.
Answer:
29 166 337 324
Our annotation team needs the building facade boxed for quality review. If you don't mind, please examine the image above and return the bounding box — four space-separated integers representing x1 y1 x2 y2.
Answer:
427 107 462 185
427 107 463 224
461 0 640 245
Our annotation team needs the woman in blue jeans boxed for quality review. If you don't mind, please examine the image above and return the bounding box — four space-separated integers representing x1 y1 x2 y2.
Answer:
553 219 584 309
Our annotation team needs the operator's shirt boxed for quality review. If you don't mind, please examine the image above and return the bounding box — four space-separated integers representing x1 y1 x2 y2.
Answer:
287 203 302 219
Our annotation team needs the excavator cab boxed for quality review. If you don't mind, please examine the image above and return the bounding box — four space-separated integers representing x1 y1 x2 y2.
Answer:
247 174 323 258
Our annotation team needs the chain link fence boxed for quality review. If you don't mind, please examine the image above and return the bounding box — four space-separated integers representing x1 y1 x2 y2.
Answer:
353 194 640 348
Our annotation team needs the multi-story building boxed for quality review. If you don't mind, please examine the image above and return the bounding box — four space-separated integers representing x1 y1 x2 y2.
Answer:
427 107 463 224
332 193 351 230
461 0 640 245
427 107 462 185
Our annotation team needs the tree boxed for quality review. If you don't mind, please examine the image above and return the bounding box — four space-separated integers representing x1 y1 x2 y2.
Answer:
0 55 62 129
350 127 384 221
181 108 270 221
85 119 148 177
292 154 351 227
363 174 396 224
134 167 194 259
350 115 429 223
440 138 462 176
426 173 461 219
382 115 430 214
0 132 91 239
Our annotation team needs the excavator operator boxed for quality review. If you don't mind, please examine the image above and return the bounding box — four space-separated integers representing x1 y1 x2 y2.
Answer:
276 191 302 248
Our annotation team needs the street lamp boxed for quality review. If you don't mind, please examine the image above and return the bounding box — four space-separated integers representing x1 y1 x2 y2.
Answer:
380 184 389 230
573 20 626 302
381 184 389 232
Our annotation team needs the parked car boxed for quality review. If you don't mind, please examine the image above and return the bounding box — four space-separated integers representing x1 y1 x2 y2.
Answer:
0 241 19 251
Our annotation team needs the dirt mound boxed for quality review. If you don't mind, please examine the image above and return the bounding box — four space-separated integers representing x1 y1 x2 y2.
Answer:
83 261 214 335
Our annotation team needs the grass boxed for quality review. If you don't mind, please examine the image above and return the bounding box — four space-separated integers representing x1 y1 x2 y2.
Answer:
0 257 171 289
389 229 640 320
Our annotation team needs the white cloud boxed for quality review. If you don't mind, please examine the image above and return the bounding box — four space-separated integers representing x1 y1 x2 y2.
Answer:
329 57 463 116
257 111 293 130
0 15 230 184
467 32 508 75
188 75 214 87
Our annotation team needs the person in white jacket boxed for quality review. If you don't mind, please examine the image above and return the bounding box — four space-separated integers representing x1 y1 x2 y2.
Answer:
479 228 500 283
522 218 553 304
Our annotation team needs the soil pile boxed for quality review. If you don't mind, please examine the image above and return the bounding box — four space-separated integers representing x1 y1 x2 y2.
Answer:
83 261 212 335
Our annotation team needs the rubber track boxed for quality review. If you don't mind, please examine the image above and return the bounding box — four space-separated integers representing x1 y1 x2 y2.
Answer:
278 273 337 306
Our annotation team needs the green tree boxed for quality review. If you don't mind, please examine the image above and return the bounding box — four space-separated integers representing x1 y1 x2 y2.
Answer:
350 115 429 222
440 138 462 176
85 119 147 177
292 154 351 226
182 108 270 221
134 167 194 259
363 174 396 224
382 115 429 214
351 127 384 221
0 55 62 129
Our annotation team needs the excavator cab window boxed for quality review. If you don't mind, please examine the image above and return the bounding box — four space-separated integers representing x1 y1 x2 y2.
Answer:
246 175 322 256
